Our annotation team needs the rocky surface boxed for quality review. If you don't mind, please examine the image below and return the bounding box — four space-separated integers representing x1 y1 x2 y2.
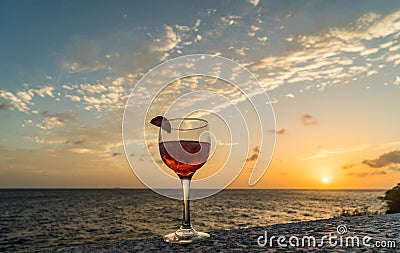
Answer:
54 214 400 252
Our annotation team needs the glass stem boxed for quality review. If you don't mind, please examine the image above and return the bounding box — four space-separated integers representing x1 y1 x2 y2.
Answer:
181 179 192 229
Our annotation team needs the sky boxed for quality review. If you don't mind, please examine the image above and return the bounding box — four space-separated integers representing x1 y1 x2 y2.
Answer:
1 0 400 189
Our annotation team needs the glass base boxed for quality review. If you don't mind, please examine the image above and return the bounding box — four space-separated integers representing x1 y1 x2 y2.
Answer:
163 226 210 244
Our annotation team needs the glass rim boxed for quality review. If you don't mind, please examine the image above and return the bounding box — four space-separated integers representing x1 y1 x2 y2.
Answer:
167 117 208 130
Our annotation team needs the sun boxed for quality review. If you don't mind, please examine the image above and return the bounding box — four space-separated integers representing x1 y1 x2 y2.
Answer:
322 177 330 184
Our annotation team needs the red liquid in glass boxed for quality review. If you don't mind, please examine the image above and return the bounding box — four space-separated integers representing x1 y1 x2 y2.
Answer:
159 140 210 179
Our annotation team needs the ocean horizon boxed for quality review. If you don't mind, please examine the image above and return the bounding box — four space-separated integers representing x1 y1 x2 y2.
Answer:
0 189 386 252
0 187 388 190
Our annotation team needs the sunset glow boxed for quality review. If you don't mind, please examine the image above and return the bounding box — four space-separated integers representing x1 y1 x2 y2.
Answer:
1 0 400 189
322 177 330 184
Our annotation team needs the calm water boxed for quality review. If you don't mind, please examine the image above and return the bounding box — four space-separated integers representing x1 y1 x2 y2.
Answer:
0 189 385 252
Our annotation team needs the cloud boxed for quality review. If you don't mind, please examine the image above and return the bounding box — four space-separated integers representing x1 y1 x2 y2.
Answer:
35 86 54 97
298 10 400 46
269 128 286 135
0 90 31 112
40 109 124 156
276 128 286 135
0 101 10 110
79 83 107 94
220 16 241 26
62 41 108 72
342 163 356 170
345 150 400 177
251 10 400 92
386 53 400 65
65 95 81 102
41 111 76 122
36 111 77 130
362 150 400 168
389 166 400 172
394 76 400 86
301 114 317 126
60 76 130 112
372 140 400 151
0 147 138 188
65 139 84 145
248 0 259 7
246 146 260 161
299 144 370 160
346 170 387 178
83 95 113 111
152 25 182 53
257 36 268 42
62 24 187 74
17 90 34 103
0 86 58 114
62 84 75 90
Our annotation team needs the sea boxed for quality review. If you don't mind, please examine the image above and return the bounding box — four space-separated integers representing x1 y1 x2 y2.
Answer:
0 189 386 252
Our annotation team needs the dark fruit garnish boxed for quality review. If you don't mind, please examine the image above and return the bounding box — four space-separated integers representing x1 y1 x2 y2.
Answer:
150 116 171 133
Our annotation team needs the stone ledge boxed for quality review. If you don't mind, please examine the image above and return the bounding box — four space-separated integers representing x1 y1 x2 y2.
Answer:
54 214 400 252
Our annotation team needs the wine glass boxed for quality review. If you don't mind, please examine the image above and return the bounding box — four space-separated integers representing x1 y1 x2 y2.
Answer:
158 118 210 244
